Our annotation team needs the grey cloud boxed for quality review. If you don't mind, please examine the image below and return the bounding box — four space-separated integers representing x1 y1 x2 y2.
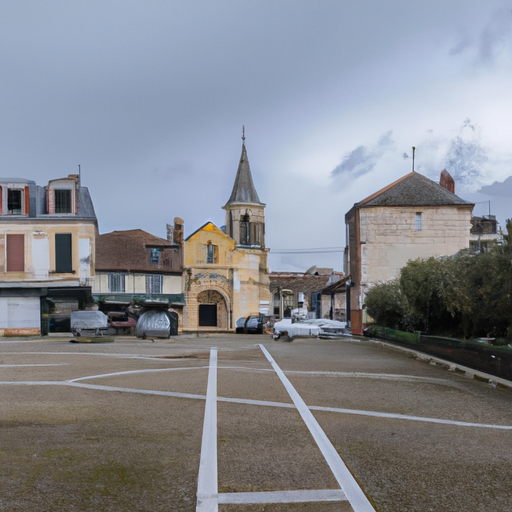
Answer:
449 7 512 64
478 176 512 197
331 131 394 179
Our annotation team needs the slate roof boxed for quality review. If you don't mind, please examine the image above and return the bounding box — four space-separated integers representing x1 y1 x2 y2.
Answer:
96 229 182 273
356 171 472 208
224 143 264 207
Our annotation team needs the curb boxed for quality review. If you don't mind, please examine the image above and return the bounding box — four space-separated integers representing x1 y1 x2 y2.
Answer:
369 337 512 391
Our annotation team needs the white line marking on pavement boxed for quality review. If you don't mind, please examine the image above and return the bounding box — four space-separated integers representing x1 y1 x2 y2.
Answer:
0 364 68 367
308 405 512 430
259 344 377 512
219 489 346 504
3 380 512 431
69 366 205 382
196 348 218 512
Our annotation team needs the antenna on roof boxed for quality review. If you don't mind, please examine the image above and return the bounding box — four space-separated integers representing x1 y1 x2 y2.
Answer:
242 125 245 144
412 147 415 172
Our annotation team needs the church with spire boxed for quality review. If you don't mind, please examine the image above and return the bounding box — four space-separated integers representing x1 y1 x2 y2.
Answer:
182 129 271 332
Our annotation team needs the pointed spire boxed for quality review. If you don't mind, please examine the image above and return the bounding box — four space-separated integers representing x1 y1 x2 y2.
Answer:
224 128 263 206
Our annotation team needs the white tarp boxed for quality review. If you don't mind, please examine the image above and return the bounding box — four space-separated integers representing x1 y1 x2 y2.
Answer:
70 311 109 330
273 318 347 338
135 309 171 338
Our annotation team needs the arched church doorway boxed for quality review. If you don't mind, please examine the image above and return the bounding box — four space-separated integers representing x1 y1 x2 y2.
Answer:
197 290 228 328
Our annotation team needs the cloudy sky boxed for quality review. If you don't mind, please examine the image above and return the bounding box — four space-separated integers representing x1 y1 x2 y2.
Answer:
1 1 511 272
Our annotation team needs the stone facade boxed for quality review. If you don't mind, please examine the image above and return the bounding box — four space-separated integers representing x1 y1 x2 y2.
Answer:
183 222 270 331
183 137 271 332
358 205 472 290
345 171 474 334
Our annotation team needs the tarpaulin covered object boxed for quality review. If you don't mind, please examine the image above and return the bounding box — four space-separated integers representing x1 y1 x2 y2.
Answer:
71 311 109 330
70 311 109 336
273 318 348 339
135 309 178 338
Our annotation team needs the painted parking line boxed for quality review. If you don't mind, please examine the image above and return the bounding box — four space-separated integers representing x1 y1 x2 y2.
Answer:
0 363 68 367
196 348 218 512
218 488 346 504
2 377 512 431
69 366 205 382
259 344 376 512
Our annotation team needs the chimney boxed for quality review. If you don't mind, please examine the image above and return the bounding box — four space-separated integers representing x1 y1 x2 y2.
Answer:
173 217 184 244
439 169 455 194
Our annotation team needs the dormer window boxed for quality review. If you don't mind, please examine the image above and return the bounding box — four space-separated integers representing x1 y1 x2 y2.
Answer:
8 189 23 214
54 189 72 213
47 176 78 214
149 248 161 264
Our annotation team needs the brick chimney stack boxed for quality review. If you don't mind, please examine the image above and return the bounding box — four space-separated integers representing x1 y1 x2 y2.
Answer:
439 169 455 194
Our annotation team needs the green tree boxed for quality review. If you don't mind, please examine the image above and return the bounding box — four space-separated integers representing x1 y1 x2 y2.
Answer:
365 278 410 330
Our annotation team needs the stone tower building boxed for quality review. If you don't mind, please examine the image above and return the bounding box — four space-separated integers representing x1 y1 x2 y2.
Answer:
222 132 266 249
183 131 271 331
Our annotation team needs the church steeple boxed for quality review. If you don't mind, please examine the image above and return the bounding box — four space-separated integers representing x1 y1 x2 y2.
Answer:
223 128 266 247
224 127 264 207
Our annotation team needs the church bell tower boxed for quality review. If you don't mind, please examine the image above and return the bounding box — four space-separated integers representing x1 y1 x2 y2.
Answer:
222 127 266 248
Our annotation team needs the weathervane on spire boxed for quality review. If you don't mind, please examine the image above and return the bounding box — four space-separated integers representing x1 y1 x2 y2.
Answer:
242 125 245 144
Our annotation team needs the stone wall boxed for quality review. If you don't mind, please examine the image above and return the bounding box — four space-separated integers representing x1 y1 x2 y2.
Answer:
359 205 471 289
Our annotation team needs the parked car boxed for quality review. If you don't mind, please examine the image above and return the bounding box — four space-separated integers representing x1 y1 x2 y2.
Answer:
235 316 246 333
107 312 136 335
244 315 265 334
70 311 109 337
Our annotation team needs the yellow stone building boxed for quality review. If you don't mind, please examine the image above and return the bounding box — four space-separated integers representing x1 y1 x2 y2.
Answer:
183 137 271 331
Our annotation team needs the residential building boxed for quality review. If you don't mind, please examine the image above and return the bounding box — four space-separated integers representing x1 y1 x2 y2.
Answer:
92 223 185 327
183 136 271 331
0 174 97 336
269 267 343 319
470 215 502 253
345 170 474 334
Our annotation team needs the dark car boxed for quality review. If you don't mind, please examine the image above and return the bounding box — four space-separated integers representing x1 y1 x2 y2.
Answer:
244 315 264 334
235 317 246 333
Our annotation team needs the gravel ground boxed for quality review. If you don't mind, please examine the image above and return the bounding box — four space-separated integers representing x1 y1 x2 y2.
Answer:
1 333 511 511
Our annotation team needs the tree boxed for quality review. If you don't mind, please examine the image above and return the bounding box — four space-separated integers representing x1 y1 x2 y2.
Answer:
365 279 410 330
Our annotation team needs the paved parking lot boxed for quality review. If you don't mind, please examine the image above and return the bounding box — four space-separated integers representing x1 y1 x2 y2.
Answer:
1 334 512 511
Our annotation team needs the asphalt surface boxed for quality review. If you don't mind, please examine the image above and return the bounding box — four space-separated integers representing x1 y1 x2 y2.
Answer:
1 333 512 511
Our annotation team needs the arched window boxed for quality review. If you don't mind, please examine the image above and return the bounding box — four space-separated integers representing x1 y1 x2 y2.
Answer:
240 214 250 245
206 242 218 264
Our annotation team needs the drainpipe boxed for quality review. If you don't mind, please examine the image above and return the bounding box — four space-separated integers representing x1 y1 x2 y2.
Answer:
346 280 351 329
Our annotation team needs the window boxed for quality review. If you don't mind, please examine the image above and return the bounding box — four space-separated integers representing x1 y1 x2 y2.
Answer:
8 189 22 214
273 293 280 315
240 214 250 245
6 234 24 271
206 243 218 264
415 212 422 231
55 233 72 272
108 273 126 292
146 274 163 294
54 189 72 213
149 248 161 264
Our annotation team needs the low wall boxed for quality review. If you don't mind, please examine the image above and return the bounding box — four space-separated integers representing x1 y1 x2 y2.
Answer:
366 325 512 381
